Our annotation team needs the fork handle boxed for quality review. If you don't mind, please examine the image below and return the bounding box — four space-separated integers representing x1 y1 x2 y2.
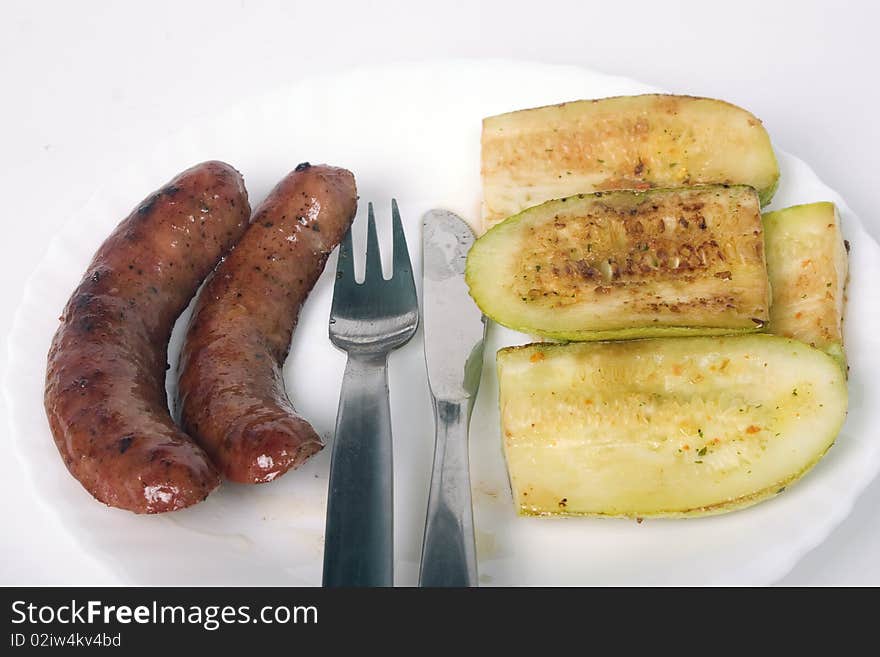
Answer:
418 398 478 587
323 351 393 587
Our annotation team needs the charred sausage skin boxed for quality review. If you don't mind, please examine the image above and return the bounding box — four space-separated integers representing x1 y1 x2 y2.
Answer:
178 163 357 483
44 161 251 513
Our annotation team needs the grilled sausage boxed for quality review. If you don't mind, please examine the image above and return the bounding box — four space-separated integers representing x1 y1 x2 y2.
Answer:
45 161 251 513
178 163 357 483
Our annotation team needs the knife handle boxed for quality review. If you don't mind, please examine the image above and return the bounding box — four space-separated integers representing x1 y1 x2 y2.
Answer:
323 352 393 587
419 398 478 587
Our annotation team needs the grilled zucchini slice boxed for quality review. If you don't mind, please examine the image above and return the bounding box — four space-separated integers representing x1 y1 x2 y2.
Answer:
497 336 847 518
763 202 848 366
466 185 771 341
481 94 779 230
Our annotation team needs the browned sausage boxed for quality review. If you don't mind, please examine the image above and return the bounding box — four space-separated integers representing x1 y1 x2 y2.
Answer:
44 161 251 513
178 163 357 483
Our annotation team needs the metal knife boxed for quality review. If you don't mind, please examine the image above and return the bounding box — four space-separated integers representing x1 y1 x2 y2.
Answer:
418 209 487 587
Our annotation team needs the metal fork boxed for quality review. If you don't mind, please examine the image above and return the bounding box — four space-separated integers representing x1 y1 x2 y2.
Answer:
322 199 419 587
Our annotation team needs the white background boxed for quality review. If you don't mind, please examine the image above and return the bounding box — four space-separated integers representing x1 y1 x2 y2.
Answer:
1 0 877 585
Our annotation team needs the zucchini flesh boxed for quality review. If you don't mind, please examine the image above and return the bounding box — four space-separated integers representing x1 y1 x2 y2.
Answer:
482 94 780 230
763 202 848 366
497 336 848 518
466 185 771 341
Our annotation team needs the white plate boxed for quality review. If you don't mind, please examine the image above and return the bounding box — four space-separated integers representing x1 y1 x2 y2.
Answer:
6 60 880 586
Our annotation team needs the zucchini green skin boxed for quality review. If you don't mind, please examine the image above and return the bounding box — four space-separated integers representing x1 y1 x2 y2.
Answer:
497 335 848 518
481 94 780 230
518 324 761 342
484 320 764 343
467 185 771 341
763 201 848 369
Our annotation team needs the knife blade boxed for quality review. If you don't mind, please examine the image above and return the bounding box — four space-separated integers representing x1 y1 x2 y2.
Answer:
419 209 486 587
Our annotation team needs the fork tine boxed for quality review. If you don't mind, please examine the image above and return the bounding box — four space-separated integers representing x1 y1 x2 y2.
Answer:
391 200 417 311
334 225 355 286
331 225 356 316
364 202 384 282
391 199 413 280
